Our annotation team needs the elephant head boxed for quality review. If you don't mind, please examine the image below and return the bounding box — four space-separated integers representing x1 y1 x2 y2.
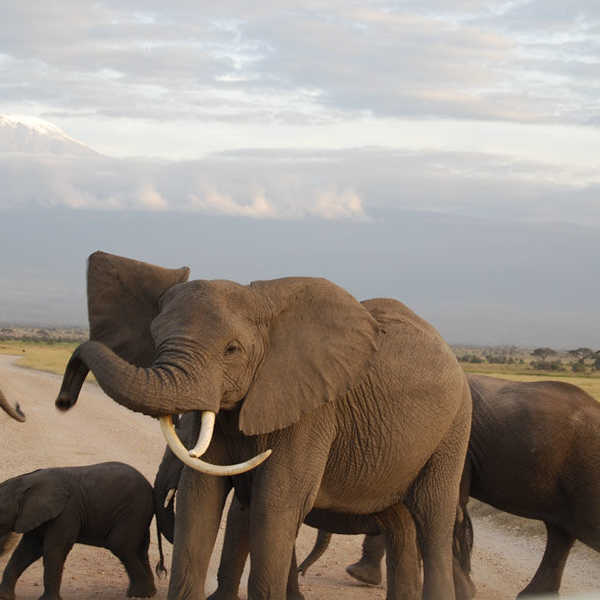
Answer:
57 251 379 475
0 470 70 536
0 386 25 422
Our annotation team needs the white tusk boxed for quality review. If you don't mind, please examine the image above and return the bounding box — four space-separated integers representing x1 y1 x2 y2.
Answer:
164 488 176 509
159 415 272 477
188 411 215 458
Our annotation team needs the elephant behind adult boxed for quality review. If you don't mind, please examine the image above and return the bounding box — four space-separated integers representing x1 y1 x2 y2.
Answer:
56 251 472 600
0 386 25 422
303 375 600 598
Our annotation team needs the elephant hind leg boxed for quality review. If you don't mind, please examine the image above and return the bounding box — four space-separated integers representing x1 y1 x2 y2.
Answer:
517 522 574 598
376 503 420 600
111 529 156 598
346 534 386 586
406 397 471 600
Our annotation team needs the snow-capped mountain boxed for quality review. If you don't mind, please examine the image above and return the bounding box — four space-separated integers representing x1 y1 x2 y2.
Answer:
0 115 98 156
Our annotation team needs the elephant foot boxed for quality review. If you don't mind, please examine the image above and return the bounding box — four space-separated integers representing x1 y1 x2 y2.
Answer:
346 561 382 586
37 594 62 600
0 586 15 600
287 592 305 600
207 591 241 600
127 580 156 598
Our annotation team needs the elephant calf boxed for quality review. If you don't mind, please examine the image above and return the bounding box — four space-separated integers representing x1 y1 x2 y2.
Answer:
0 462 166 600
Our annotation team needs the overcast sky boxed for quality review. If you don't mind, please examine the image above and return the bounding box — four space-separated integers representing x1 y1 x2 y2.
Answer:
1 1 599 347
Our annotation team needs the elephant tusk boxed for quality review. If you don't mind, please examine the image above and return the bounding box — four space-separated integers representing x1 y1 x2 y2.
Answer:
159 415 272 477
188 411 215 458
164 488 176 509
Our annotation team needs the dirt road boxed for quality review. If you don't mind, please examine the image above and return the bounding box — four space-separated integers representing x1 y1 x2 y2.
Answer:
0 355 598 599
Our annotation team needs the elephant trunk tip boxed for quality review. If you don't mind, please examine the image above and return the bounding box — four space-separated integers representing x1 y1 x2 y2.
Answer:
13 403 26 422
55 392 76 412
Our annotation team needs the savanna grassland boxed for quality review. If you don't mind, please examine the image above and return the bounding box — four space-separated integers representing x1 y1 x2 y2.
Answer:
2 333 600 401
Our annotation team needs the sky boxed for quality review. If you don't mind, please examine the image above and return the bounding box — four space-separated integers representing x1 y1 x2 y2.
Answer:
1 1 599 347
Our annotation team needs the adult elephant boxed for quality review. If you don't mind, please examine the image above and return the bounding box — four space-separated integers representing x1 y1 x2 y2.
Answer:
301 375 600 598
0 386 25 422
55 251 471 600
154 412 474 600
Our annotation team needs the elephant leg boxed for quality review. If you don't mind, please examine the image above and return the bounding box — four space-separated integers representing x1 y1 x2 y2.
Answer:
209 497 250 600
377 504 420 600
247 428 333 600
0 532 43 600
517 523 574 598
346 534 386 586
407 399 470 600
286 549 304 600
111 529 156 598
40 528 76 600
168 463 231 600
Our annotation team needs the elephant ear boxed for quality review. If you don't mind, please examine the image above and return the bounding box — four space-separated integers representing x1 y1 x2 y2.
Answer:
14 472 70 533
87 251 190 366
239 277 379 435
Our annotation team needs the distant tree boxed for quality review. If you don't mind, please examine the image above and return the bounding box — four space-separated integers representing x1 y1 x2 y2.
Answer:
531 347 557 360
568 348 594 361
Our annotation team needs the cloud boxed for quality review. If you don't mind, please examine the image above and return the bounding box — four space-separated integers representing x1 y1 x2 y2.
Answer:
138 184 168 210
189 188 277 218
0 1 598 131
2 144 600 227
312 189 366 220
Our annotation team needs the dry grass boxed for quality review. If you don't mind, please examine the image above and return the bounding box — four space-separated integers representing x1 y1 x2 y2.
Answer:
462 365 600 402
0 340 79 376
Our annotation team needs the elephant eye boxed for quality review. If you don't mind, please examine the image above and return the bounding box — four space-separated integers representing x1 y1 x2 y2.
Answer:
224 341 242 356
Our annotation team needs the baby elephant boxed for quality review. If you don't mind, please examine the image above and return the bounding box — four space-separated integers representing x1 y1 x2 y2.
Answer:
0 462 165 600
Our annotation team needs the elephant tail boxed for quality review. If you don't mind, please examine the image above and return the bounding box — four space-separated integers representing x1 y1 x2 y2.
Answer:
298 529 332 576
154 504 168 578
453 503 473 575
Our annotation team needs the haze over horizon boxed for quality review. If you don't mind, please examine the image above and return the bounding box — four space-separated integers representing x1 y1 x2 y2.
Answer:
1 2 599 347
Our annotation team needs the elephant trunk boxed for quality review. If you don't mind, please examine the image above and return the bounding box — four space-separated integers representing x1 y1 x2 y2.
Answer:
56 341 272 476
0 387 25 422
56 340 219 417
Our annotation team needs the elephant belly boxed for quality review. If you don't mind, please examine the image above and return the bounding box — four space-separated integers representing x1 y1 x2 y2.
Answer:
304 508 381 535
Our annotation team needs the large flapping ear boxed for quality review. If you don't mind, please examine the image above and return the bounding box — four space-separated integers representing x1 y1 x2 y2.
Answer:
239 277 379 435
87 251 190 366
14 472 70 533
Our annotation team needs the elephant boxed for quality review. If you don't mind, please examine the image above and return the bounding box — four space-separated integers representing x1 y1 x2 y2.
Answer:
300 375 600 598
0 387 25 422
0 461 166 600
56 251 472 600
154 412 474 600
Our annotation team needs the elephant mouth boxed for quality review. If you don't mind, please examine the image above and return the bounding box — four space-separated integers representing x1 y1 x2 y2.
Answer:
159 411 272 477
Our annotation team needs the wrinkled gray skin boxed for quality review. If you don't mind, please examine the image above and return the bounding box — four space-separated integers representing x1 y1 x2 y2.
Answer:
0 387 25 422
56 251 471 600
154 414 473 600
302 375 600 599
0 462 166 600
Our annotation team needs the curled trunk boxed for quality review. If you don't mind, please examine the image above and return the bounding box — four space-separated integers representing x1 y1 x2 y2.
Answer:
56 340 219 417
0 387 25 422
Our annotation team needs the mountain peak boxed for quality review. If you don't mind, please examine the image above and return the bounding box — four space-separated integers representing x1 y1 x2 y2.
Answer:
0 114 99 156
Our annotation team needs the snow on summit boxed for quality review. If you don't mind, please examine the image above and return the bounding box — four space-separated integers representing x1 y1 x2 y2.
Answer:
0 115 98 156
